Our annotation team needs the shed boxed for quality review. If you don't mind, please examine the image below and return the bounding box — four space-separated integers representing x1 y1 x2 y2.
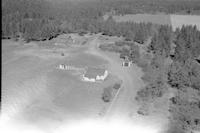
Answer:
122 56 132 67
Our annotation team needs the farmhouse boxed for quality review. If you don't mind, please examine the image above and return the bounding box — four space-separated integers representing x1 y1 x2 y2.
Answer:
82 67 108 82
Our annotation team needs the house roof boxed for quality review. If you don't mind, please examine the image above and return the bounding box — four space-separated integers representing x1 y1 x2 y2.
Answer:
84 67 106 79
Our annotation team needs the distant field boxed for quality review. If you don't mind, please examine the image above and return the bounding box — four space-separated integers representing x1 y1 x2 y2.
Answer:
106 14 200 30
111 14 171 25
170 15 200 30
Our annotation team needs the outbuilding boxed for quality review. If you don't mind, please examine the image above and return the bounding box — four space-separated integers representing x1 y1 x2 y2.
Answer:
58 64 66 69
122 61 132 67
122 56 132 67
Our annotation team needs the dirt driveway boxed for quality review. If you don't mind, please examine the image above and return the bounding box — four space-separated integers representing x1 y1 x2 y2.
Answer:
86 36 145 119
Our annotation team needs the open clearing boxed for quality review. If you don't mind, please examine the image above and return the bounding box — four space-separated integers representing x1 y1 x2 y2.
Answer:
2 34 169 133
2 39 111 129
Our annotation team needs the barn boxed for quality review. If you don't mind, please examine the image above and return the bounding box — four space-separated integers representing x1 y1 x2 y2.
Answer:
82 67 108 82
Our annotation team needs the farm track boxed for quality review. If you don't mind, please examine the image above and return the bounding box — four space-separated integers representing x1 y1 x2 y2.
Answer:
86 37 144 120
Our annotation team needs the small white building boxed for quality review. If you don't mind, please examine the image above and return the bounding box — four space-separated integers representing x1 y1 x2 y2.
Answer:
122 56 132 67
58 64 66 69
82 67 108 82
58 64 84 71
122 61 132 67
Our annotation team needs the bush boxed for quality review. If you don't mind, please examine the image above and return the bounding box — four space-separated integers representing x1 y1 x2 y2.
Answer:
135 78 166 103
169 92 200 132
102 87 113 102
61 53 65 56
113 83 121 90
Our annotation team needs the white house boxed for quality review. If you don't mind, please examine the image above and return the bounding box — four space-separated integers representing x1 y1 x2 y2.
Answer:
82 67 108 82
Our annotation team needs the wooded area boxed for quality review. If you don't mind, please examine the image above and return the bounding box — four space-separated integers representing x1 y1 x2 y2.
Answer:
2 0 200 42
136 25 200 133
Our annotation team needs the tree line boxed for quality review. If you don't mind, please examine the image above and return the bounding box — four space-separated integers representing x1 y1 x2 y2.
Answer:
2 0 200 43
2 0 59 42
167 26 200 132
135 25 200 132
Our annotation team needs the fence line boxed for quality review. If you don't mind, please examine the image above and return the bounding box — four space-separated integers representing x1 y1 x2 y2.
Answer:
57 64 85 71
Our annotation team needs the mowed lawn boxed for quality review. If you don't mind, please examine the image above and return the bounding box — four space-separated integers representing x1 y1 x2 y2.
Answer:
2 40 113 128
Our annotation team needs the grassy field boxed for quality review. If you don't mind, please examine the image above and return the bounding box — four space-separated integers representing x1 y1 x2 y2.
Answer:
1 39 116 131
1 34 168 133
